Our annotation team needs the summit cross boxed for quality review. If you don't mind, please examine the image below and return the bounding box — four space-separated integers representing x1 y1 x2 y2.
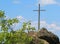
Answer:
34 4 45 30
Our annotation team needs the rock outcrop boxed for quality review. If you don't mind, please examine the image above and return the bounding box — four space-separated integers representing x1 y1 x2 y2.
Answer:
38 28 59 44
29 28 59 44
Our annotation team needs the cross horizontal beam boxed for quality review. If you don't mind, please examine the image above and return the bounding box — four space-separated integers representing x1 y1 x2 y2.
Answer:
33 10 46 11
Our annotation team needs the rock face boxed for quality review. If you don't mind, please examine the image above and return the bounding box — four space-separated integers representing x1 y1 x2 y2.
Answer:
29 28 59 44
38 28 59 44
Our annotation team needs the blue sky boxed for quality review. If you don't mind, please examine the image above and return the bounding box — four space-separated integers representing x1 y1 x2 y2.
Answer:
0 0 60 39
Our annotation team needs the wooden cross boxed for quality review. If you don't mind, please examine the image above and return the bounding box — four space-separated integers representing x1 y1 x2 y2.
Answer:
34 4 45 30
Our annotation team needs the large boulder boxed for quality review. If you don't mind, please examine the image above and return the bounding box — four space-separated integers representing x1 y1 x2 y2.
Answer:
29 28 59 44
38 28 59 44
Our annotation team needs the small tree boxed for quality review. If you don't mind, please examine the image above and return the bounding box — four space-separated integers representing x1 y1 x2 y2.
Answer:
0 10 36 44
0 10 19 44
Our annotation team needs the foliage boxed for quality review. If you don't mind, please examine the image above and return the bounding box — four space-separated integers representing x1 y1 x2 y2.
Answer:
0 10 35 44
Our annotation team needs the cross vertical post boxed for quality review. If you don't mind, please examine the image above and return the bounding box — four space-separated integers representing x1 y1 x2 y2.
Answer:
33 4 45 30
38 4 40 30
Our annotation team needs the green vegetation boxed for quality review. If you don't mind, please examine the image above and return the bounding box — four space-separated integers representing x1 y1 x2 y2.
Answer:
0 10 36 44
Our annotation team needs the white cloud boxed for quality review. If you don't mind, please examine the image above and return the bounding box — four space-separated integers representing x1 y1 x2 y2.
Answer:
8 15 60 31
31 20 60 31
47 23 56 28
16 16 28 23
40 21 60 30
40 21 47 27
31 21 38 29
13 0 20 4
17 16 23 20
17 16 26 21
11 16 27 30
39 0 57 6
